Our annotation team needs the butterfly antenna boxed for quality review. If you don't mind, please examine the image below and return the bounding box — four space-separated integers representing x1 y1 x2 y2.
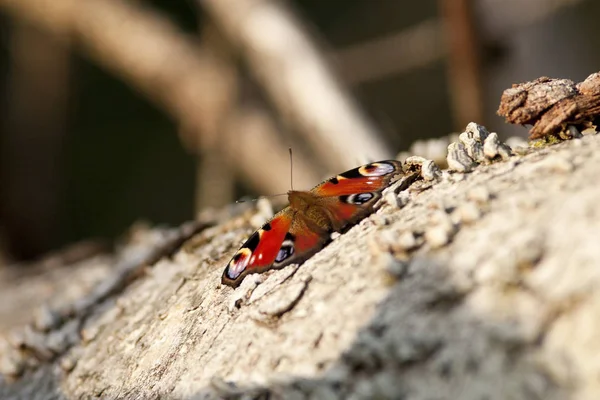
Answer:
237 149 294 203
289 147 294 191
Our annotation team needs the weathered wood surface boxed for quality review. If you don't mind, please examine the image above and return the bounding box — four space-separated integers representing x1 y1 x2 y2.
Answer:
498 72 600 140
2 129 600 399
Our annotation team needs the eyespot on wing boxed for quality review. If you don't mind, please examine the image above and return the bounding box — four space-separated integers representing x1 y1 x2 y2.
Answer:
221 212 292 287
313 160 403 196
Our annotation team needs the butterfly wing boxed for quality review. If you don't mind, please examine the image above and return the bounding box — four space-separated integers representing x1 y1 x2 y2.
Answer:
314 160 404 196
222 160 403 288
222 209 327 288
311 160 403 227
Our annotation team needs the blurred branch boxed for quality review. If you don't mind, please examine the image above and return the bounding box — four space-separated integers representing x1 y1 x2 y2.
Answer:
331 0 585 87
199 0 393 170
0 0 223 137
222 105 316 195
476 0 587 38
0 0 322 198
192 26 237 210
439 0 484 129
334 19 445 86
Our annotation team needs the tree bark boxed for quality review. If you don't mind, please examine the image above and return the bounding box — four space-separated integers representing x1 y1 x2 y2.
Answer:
1 121 600 399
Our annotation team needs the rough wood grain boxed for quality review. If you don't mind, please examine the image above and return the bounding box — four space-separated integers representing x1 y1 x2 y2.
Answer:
498 72 600 140
2 127 600 399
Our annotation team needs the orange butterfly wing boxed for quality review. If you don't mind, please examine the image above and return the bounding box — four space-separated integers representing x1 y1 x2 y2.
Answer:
221 210 328 287
312 160 403 224
222 160 403 287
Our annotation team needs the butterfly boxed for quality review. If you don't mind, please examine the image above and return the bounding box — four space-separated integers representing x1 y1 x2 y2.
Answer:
222 160 404 288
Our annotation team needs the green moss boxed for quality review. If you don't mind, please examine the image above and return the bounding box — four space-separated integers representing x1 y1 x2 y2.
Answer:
529 135 563 147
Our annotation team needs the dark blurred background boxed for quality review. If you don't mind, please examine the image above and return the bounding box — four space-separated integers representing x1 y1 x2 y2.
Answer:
0 0 598 262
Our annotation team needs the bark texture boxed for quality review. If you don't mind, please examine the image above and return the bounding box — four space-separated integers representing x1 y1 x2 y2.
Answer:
2 130 600 399
498 72 600 140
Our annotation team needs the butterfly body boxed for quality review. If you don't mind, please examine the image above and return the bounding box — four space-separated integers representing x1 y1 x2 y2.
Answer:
222 160 403 288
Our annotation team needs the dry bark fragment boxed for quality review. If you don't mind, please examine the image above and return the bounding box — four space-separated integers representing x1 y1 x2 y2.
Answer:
498 72 600 140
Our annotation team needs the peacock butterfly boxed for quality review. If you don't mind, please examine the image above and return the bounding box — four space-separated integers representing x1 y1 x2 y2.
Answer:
222 160 404 288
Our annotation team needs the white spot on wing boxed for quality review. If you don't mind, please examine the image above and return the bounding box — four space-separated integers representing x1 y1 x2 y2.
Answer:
360 162 395 177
